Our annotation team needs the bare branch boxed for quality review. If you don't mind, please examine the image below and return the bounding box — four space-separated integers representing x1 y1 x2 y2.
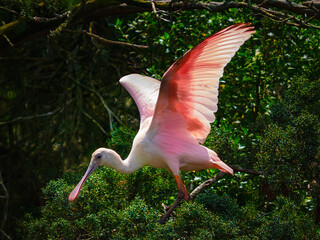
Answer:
2 0 320 50
0 34 14 47
0 99 74 126
251 0 318 16
190 165 264 200
0 6 21 16
90 82 114 131
69 76 124 128
63 29 149 49
245 2 320 29
0 107 62 126
151 0 159 18
78 106 108 135
190 171 226 201
0 230 12 240
32 12 70 23
151 0 170 22
303 0 320 9
230 165 264 175
0 170 9 231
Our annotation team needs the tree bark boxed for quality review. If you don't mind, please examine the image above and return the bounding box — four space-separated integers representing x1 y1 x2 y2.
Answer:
1 0 320 50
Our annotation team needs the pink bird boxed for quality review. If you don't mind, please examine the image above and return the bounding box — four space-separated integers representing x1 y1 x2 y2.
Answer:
69 23 255 224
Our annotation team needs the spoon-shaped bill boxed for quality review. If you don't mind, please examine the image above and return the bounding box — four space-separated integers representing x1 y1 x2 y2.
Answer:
68 162 99 201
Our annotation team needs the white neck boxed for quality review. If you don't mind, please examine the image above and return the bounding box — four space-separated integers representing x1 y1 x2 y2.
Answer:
104 150 144 175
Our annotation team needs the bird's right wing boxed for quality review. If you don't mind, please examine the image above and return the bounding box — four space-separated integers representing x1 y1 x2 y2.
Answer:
120 74 160 125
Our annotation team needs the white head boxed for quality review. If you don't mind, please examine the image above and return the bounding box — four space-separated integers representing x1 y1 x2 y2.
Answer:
68 148 120 201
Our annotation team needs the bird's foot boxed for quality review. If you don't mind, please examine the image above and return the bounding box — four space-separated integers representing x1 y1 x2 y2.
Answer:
159 192 186 224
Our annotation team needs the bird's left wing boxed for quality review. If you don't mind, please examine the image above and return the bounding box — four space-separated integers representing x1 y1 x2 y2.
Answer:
120 74 160 125
149 23 255 143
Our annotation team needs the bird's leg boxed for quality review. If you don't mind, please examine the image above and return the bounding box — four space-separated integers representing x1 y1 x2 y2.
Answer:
159 175 190 224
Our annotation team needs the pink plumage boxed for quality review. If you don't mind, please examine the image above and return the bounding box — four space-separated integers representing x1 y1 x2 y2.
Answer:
120 74 160 125
152 23 255 143
69 23 255 224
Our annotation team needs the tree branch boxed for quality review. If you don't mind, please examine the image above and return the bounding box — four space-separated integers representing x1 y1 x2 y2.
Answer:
252 0 319 16
0 170 9 231
0 107 62 126
245 2 320 29
1 0 320 50
69 76 124 129
190 171 226 201
190 165 264 201
63 29 149 48
0 230 12 240
230 165 264 175
78 106 108 135
0 99 74 126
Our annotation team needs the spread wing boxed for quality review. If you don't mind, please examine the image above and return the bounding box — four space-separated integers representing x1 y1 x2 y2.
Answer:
120 74 160 125
149 23 255 143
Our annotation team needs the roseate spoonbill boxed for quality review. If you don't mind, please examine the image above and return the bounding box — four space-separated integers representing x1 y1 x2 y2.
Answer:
69 23 255 224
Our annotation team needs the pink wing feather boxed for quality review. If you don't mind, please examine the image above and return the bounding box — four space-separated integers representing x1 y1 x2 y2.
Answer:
150 23 255 143
120 74 160 125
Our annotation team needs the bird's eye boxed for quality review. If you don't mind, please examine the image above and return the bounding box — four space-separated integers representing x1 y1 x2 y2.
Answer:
96 154 102 159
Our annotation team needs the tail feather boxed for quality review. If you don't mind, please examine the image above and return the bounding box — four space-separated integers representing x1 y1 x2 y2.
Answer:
207 148 233 174
213 160 233 174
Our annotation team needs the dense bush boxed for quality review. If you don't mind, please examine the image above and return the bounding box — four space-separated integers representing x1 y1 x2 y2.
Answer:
255 75 320 222
19 170 319 239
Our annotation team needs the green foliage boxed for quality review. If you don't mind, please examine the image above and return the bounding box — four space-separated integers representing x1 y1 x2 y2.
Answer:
19 173 320 239
113 198 158 239
107 126 137 158
197 191 240 220
256 75 320 206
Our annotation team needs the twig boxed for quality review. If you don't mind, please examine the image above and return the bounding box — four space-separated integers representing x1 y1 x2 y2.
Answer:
63 29 149 49
151 0 160 18
0 230 12 240
78 106 108 135
32 11 70 23
230 165 264 175
0 99 73 126
90 82 115 131
305 12 319 23
246 2 320 29
0 170 9 231
0 34 14 47
0 107 62 126
69 76 123 127
184 1 320 29
0 6 22 16
257 0 269 7
151 0 170 22
190 171 226 200
0 6 69 23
